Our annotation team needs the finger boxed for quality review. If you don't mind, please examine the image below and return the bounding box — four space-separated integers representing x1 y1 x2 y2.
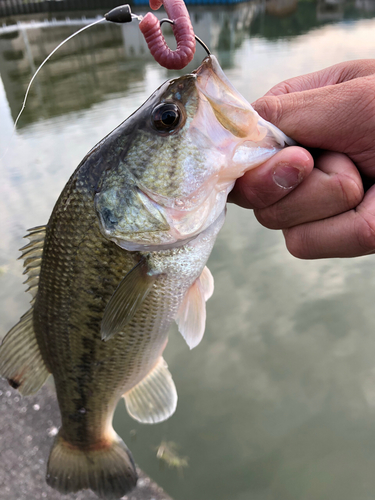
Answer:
254 152 364 229
252 76 375 174
262 59 375 96
283 184 375 259
253 82 366 148
228 146 313 209
149 0 163 9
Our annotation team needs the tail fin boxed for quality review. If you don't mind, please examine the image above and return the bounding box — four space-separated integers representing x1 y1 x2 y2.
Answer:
46 431 138 500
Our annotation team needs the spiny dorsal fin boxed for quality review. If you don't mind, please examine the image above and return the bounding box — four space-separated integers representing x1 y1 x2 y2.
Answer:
123 357 177 424
175 266 214 350
19 225 46 302
101 259 157 342
0 309 50 395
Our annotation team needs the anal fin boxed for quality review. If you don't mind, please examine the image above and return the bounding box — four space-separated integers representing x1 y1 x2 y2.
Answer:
0 309 50 395
124 357 177 424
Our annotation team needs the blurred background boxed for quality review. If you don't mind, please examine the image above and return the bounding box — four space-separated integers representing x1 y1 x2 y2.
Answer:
1 1 375 499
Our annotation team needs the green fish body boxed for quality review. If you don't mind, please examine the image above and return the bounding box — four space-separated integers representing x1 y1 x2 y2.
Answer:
0 56 293 499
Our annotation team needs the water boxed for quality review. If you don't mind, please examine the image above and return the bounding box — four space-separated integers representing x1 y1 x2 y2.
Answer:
1 2 375 499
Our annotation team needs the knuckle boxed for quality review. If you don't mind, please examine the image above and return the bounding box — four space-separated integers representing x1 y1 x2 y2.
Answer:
254 206 278 229
253 208 268 227
234 180 272 210
254 96 283 126
254 205 290 230
356 207 375 253
346 78 375 123
246 189 269 210
283 227 314 259
331 173 363 211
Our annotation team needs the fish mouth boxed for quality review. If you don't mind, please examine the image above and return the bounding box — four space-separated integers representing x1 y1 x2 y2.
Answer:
114 205 226 253
193 55 295 152
193 55 266 142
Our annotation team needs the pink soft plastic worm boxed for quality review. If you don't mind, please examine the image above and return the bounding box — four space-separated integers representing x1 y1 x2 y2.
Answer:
139 0 196 70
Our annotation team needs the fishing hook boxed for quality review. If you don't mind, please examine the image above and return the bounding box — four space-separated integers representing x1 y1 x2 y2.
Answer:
159 18 211 57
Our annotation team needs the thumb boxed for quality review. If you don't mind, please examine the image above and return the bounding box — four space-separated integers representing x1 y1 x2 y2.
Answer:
228 146 313 209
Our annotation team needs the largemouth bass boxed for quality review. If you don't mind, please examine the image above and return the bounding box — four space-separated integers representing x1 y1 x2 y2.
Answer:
0 55 293 500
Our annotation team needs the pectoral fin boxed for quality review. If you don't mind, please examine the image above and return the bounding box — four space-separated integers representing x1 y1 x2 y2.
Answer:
123 357 177 424
175 266 214 350
101 259 157 341
199 265 214 300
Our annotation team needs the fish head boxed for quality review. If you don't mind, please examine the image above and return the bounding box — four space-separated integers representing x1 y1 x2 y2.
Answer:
95 55 294 252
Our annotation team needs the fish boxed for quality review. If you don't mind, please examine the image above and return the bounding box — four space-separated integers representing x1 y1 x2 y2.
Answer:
0 55 294 500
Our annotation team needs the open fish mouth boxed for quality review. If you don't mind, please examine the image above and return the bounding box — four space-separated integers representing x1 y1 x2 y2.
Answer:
194 56 266 141
193 55 295 158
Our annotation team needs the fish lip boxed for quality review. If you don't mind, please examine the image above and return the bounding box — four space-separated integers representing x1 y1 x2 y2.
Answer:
137 180 215 213
114 234 196 252
193 55 251 110
193 55 262 140
114 207 225 253
191 55 214 76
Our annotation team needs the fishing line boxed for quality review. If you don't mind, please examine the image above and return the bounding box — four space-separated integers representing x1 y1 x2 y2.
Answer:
1 17 107 162
1 4 210 162
13 17 105 133
0 6 136 162
11 6 142 134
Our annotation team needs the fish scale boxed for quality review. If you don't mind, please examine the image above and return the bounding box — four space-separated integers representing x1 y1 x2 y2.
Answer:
34 168 213 448
0 55 294 499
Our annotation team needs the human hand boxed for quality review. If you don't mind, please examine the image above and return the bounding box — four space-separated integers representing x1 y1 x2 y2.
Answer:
230 59 375 258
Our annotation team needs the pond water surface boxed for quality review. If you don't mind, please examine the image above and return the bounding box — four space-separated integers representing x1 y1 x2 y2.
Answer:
2 1 375 499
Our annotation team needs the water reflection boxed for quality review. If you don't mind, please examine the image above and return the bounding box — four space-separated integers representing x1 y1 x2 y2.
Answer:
0 3 263 126
2 0 375 127
2 2 375 500
316 0 344 22
0 21 146 126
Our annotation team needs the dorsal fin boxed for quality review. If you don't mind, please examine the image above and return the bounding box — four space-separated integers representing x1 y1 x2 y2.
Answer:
0 226 49 395
19 225 46 303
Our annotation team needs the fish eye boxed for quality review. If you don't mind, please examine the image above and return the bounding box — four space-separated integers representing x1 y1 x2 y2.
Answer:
151 103 184 133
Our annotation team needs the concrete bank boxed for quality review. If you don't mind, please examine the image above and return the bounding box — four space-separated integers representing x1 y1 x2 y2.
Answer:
0 379 173 500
